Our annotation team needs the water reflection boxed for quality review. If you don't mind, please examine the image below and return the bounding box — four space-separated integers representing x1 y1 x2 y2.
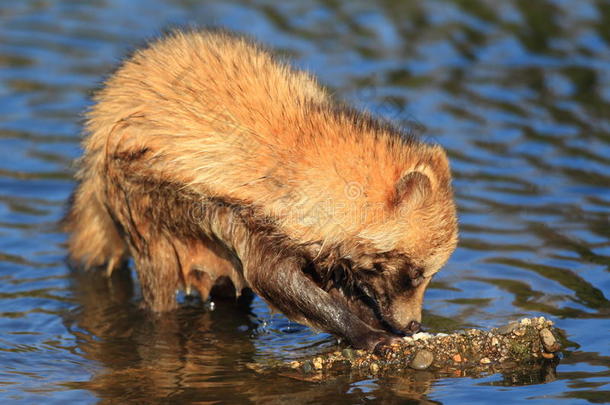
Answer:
60 265 561 404
63 266 257 402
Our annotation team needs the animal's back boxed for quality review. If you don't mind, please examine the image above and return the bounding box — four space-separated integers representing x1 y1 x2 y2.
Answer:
74 30 447 251
85 30 330 197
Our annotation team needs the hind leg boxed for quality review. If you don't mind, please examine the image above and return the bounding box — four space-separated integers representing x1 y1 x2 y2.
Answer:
177 237 243 302
133 237 184 312
135 237 242 312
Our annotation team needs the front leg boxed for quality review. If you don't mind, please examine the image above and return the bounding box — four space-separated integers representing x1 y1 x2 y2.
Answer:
204 203 399 351
245 250 399 351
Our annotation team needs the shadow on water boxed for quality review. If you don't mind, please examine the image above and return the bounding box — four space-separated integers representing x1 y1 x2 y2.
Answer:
0 0 609 403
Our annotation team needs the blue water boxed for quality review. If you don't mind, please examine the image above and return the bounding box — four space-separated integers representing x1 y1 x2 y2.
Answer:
1 0 609 403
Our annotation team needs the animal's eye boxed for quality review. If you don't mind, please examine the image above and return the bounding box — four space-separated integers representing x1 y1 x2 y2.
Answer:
373 263 385 273
402 266 425 288
411 275 424 287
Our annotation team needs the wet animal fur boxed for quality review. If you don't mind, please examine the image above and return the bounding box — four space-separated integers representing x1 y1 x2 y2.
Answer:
64 29 458 351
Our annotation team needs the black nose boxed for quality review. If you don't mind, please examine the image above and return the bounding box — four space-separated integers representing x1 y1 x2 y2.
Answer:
407 320 421 334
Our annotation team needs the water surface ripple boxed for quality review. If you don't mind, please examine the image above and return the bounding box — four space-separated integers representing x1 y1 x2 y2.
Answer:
0 0 609 403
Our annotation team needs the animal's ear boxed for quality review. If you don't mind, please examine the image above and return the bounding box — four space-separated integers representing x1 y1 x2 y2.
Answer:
390 171 431 209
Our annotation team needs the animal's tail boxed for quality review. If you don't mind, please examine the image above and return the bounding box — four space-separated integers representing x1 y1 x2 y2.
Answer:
63 171 127 275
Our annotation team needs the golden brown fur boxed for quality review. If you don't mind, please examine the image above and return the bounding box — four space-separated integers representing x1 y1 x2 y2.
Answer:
64 29 458 351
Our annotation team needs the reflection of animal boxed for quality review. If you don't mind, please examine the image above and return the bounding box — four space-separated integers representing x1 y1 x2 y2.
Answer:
64 29 458 351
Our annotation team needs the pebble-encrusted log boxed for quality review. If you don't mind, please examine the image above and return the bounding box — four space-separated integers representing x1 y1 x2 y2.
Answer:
267 317 562 377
